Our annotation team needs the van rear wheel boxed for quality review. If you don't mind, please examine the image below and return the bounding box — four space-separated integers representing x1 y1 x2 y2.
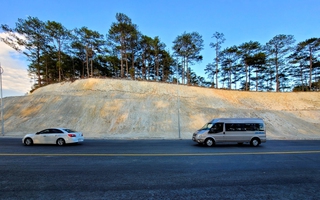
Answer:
250 138 260 147
205 138 214 147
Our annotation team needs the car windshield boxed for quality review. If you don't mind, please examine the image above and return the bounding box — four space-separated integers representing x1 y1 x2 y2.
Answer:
200 123 213 130
63 129 77 133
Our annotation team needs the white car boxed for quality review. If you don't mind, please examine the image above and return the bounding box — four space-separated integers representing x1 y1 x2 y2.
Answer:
22 128 84 146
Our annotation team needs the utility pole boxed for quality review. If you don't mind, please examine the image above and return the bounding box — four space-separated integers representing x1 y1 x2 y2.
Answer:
176 60 181 139
0 64 4 136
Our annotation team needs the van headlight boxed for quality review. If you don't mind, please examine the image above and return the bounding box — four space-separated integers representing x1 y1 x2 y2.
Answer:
197 134 203 139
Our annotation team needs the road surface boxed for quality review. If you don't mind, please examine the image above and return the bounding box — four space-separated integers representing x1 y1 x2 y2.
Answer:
0 138 320 199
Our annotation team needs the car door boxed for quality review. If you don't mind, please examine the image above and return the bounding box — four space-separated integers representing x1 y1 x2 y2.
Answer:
45 129 64 144
33 129 51 144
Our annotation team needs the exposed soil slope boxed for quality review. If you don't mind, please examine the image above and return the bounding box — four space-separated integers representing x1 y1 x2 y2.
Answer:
2 78 320 139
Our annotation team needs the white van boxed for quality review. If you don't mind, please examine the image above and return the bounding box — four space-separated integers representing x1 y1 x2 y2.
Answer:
192 118 266 147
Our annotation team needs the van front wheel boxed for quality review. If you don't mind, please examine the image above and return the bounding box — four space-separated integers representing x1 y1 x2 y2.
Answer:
250 138 260 147
205 138 215 147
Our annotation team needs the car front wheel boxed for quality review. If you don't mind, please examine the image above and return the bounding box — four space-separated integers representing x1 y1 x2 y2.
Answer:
24 138 33 146
56 138 66 146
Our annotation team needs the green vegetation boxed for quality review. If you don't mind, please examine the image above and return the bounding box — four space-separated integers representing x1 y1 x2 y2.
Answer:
1 13 320 92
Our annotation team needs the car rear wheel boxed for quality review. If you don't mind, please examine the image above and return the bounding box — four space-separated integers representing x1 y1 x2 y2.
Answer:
205 138 215 147
250 138 260 147
24 138 33 146
56 138 66 146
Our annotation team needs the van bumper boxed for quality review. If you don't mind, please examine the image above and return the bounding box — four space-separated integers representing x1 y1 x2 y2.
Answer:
192 136 205 143
260 137 267 143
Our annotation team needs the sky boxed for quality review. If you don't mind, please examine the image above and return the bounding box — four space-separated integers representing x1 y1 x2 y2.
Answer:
1 0 320 97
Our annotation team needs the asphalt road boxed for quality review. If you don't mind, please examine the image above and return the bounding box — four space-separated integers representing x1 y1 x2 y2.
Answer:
0 138 320 200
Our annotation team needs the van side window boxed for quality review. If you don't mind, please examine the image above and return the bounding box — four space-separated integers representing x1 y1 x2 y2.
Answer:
225 123 264 131
209 123 224 133
244 124 257 131
225 123 244 131
259 123 264 131
244 123 264 131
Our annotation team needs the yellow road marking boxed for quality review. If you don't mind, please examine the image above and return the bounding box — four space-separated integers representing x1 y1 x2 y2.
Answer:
1 150 320 157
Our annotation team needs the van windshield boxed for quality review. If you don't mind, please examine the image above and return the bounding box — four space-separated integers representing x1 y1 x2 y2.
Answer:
200 123 213 130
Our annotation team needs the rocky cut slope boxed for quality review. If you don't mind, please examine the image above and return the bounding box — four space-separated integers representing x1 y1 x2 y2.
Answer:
2 78 320 139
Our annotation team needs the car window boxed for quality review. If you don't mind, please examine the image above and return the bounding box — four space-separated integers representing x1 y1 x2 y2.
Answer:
50 129 63 133
39 129 51 134
63 129 76 133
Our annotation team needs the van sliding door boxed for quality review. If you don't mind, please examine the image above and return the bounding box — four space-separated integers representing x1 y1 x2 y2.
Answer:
224 123 246 142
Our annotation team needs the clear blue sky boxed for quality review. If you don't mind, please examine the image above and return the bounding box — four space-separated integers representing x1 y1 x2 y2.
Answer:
1 0 320 96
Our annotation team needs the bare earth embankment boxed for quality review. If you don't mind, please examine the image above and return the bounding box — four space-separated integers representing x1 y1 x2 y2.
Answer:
2 78 320 140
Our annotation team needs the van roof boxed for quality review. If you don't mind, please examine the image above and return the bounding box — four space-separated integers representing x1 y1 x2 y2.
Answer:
210 118 264 123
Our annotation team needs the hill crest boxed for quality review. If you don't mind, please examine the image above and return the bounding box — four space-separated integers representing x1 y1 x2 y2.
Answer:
2 78 320 139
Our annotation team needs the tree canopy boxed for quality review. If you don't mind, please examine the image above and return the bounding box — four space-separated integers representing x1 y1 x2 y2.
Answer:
1 14 320 92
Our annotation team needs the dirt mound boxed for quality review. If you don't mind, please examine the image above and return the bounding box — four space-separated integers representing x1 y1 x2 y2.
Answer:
2 78 320 140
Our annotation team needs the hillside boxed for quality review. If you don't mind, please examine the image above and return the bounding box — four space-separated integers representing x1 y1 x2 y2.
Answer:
2 78 320 140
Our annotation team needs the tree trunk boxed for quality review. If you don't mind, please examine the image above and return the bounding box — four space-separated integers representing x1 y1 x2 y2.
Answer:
45 58 48 84
229 64 232 89
245 62 248 91
156 54 159 81
181 57 185 84
215 45 219 89
186 57 189 85
142 54 146 80
131 53 135 80
86 45 90 77
125 51 128 78
91 59 93 77
120 51 124 78
256 71 258 91
309 46 313 89
120 37 124 78
37 49 42 87
275 53 279 92
82 61 85 78
58 49 61 82
86 46 89 77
